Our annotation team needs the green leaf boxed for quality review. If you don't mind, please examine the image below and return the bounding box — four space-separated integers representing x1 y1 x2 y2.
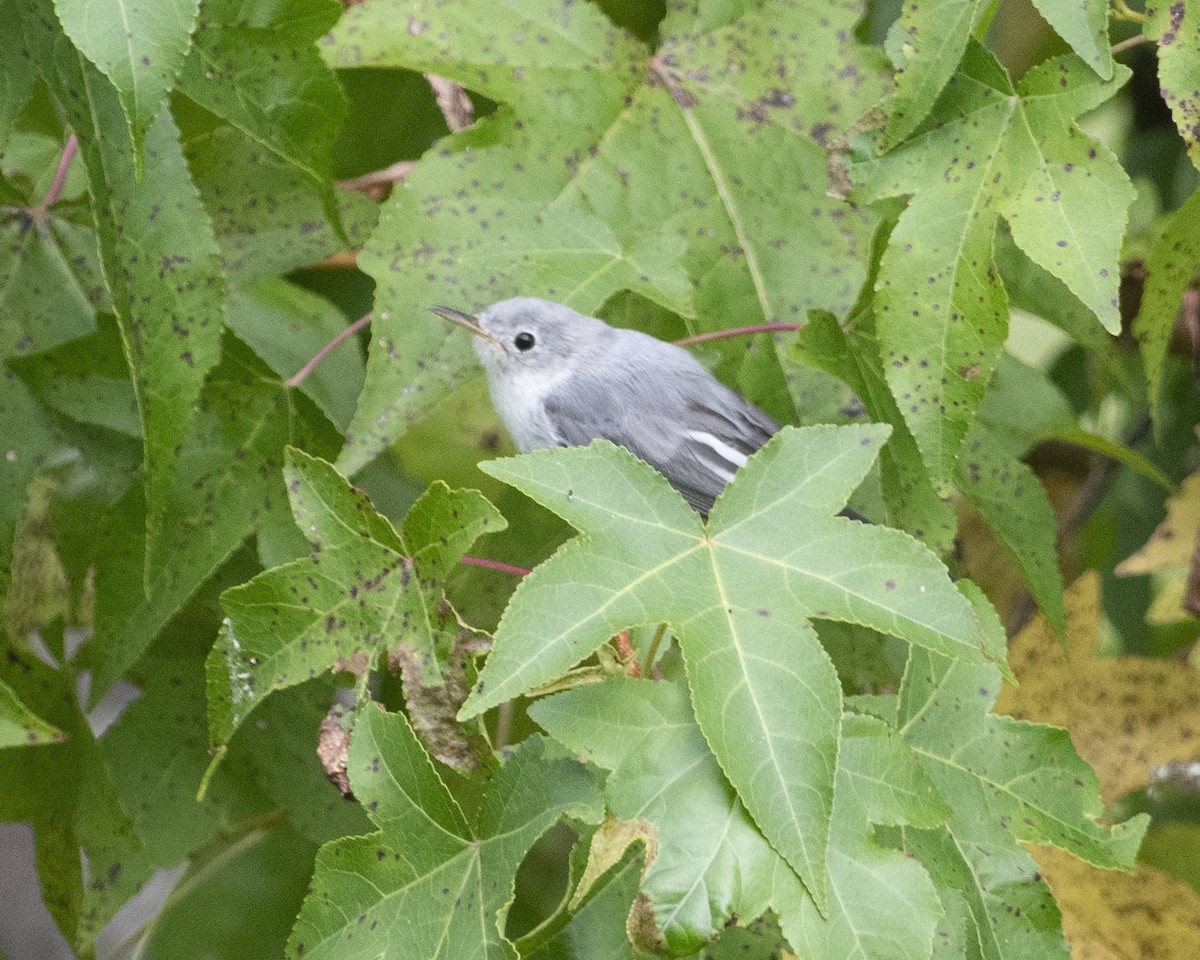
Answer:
0 675 65 746
327 0 887 472
287 710 603 960
882 0 987 149
851 46 1132 489
206 449 504 747
0 203 104 360
91 334 339 701
1027 0 1113 80
791 311 957 554
53 0 200 163
21 7 229 557
466 425 1006 911
0 15 38 147
186 124 378 286
1134 186 1200 434
177 0 346 218
0 644 154 955
533 678 950 957
225 279 366 432
895 646 1149 959
1147 1 1200 171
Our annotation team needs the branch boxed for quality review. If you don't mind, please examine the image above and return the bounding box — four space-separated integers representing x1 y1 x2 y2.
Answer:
1111 33 1151 54
674 322 802 347
337 159 418 199
285 313 372 388
458 555 531 577
426 74 474 132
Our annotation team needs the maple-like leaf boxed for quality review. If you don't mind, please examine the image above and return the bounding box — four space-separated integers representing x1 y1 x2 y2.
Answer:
461 424 1005 911
850 44 1132 490
287 708 603 960
206 448 505 746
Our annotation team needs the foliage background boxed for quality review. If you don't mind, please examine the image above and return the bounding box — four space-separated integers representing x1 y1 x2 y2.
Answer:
1 0 1199 958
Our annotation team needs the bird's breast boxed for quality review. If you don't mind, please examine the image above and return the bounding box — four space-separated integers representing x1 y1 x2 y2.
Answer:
485 365 570 453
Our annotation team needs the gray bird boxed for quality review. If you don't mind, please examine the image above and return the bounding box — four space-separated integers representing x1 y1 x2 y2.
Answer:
430 297 781 516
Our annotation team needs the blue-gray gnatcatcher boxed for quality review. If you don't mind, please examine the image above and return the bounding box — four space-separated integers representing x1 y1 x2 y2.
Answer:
430 297 782 516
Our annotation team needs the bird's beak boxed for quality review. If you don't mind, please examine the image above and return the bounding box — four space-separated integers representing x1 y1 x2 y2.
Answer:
429 306 504 351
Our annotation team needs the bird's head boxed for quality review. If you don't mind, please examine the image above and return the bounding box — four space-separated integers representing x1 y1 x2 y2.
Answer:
430 297 606 379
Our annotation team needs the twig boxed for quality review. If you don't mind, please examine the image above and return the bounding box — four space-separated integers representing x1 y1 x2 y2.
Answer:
459 555 531 577
285 313 372 388
337 159 418 196
1111 33 1151 54
1111 0 1145 23
30 134 78 218
309 249 361 270
426 74 475 132
674 322 802 347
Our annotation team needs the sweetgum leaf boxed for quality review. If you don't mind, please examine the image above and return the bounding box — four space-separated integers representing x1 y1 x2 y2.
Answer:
1147 1 1200 170
0 676 65 747
894 643 1149 960
90 334 340 701
1133 187 1200 435
287 710 603 960
0 645 154 956
186 125 378 286
881 0 987 149
17 0 228 556
206 449 504 747
177 0 346 222
326 0 887 472
53 0 199 164
1027 0 1113 80
465 424 1005 911
791 311 956 553
532 678 950 957
0 204 105 360
851 44 1132 489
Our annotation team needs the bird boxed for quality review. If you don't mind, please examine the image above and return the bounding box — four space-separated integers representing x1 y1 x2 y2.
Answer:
430 297 786 517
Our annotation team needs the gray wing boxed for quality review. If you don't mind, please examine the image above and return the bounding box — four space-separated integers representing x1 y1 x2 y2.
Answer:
543 344 780 515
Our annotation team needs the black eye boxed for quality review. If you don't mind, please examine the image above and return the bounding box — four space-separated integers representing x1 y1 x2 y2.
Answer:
514 331 536 351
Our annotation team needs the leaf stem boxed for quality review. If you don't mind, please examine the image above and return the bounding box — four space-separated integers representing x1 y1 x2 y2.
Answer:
673 322 802 347
1110 33 1151 54
338 160 418 195
459 555 531 577
286 312 372 388
30 134 78 219
641 622 668 677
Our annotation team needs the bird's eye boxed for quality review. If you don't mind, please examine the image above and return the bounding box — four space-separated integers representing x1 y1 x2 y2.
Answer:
514 331 536 352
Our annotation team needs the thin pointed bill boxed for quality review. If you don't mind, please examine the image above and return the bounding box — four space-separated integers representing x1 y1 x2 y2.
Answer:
429 306 504 350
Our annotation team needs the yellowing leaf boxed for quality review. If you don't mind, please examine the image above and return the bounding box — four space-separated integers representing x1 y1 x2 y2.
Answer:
1117 470 1200 576
1033 844 1200 960
996 571 1200 803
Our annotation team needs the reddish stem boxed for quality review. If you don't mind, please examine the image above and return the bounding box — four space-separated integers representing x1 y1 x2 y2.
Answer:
459 555 531 577
286 313 373 388
32 134 78 216
673 322 802 347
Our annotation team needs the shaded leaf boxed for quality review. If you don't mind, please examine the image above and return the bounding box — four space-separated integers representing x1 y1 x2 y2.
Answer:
287 710 603 959
177 0 346 219
0 675 65 747
206 449 504 747
851 45 1132 488
1133 187 1200 433
186 124 377 285
466 425 1004 911
91 334 340 701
